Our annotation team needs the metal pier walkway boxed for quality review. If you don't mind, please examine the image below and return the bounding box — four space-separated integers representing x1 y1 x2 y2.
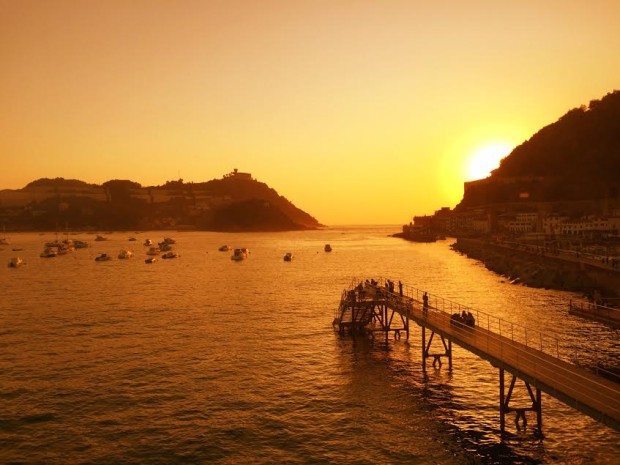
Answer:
334 279 620 436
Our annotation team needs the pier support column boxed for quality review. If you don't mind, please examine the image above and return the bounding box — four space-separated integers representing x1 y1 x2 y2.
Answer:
535 388 543 438
421 326 426 373
499 368 506 437
498 371 543 439
384 304 389 344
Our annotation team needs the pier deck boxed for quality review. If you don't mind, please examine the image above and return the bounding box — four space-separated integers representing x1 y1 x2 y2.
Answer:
335 279 620 435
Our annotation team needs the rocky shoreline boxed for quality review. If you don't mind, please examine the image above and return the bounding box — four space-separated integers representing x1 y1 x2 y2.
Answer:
451 238 619 298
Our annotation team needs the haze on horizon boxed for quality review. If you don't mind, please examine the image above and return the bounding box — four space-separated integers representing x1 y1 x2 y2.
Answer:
1 0 619 225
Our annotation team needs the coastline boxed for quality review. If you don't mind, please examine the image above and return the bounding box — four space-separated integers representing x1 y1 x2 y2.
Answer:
451 237 620 298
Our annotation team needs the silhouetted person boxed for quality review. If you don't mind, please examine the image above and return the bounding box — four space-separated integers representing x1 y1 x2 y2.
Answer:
398 280 403 296
423 292 429 316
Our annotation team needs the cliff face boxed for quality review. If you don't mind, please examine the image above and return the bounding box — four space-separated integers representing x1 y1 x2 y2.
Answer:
457 90 620 209
0 176 322 231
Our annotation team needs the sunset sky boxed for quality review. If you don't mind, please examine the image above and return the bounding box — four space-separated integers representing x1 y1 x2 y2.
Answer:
1 1 619 224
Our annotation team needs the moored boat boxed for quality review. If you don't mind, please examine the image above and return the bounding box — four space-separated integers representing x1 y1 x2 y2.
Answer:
163 237 176 245
283 252 293 261
231 248 248 261
158 242 172 252
118 249 133 259
8 257 24 268
128 237 137 242
95 235 107 241
161 251 179 259
324 244 332 252
146 247 160 256
74 240 89 249
144 239 154 247
95 253 112 261
145 257 157 264
40 247 57 258
218 245 230 252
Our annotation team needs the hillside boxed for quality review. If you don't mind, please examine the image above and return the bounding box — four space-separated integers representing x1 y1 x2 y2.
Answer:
458 90 620 208
0 172 322 231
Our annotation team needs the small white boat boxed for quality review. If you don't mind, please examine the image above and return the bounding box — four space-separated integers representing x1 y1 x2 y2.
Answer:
145 257 157 264
218 245 230 252
40 247 57 258
161 251 179 259
283 252 293 262
95 253 112 261
144 239 154 247
231 248 248 261
8 257 24 268
163 237 176 245
95 235 107 241
324 244 332 252
118 249 133 259
146 247 160 256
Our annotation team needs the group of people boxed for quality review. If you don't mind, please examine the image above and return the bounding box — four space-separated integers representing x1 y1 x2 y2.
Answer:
381 279 404 296
450 310 476 327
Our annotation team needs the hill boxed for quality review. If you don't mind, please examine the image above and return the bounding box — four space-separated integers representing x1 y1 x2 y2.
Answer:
458 90 620 208
0 171 322 231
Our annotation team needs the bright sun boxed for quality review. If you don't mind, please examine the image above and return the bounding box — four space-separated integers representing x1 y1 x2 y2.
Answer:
466 142 513 181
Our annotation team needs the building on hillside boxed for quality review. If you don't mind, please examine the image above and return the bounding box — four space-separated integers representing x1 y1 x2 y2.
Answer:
223 169 252 181
542 214 569 235
558 217 620 237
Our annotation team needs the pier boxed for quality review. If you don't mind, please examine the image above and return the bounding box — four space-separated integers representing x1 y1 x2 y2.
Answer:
334 278 620 437
569 299 620 329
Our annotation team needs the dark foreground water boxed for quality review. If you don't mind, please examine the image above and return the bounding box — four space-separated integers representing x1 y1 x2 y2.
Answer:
1 227 618 464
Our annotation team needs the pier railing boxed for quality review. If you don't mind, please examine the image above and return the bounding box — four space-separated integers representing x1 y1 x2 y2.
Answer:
345 277 620 385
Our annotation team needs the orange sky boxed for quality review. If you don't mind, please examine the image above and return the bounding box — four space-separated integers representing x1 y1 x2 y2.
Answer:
1 1 619 225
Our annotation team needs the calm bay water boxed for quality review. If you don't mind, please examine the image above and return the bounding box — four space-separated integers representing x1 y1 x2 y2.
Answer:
1 227 618 464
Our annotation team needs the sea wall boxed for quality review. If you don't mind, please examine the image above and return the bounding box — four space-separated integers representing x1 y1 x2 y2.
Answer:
452 238 620 298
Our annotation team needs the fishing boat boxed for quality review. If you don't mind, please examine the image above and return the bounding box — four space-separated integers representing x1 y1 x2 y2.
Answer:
218 245 230 252
161 251 179 259
146 247 160 256
231 248 248 261
283 252 293 262
158 242 172 252
118 250 133 259
163 237 176 245
95 253 112 261
324 244 332 252
8 257 24 268
144 239 154 247
40 247 57 258
74 240 89 249
145 257 157 264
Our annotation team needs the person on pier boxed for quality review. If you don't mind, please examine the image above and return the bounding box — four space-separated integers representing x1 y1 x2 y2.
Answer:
423 292 429 316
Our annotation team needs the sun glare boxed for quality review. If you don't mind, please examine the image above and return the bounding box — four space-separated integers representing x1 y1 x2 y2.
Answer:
466 142 513 181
